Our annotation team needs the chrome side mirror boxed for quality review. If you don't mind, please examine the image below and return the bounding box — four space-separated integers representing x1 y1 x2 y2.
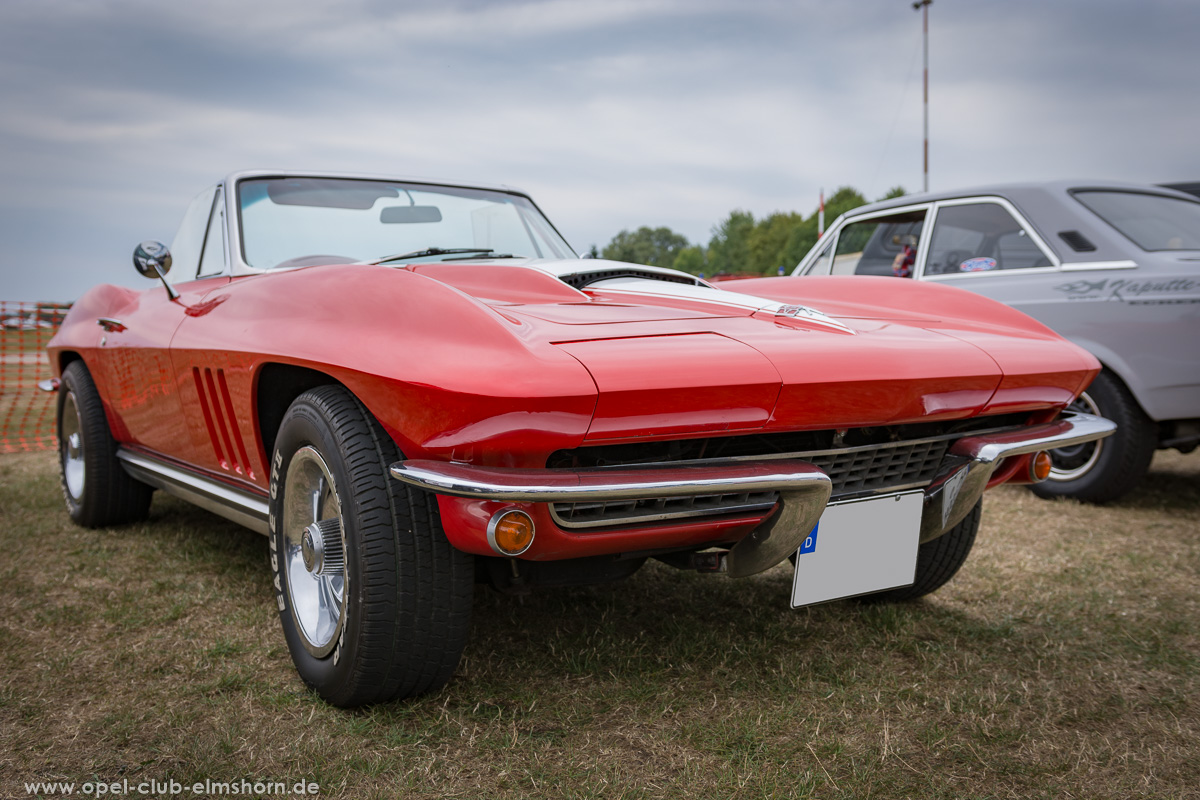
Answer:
133 240 172 278
133 241 179 300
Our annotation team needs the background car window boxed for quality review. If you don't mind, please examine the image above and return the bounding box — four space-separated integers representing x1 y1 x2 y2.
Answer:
830 211 926 276
169 185 219 278
807 237 835 274
926 202 1051 274
197 186 227 278
1073 191 1200 251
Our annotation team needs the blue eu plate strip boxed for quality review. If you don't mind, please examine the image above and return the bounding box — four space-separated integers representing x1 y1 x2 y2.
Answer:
798 523 819 555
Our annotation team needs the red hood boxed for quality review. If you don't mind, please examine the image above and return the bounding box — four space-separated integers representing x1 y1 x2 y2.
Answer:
409 263 1098 442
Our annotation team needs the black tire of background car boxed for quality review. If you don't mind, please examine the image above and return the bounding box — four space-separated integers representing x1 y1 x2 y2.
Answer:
1031 369 1156 504
856 499 981 603
57 361 153 527
270 385 473 707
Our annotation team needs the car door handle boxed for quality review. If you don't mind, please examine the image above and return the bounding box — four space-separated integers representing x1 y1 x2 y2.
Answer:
97 317 127 333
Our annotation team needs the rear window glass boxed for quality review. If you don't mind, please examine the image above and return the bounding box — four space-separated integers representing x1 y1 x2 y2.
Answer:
1074 191 1200 251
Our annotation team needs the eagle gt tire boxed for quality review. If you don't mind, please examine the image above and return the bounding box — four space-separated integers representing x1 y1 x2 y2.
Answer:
269 385 473 706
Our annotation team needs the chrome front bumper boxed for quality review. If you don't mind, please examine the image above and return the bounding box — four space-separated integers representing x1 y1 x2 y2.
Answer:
391 412 1116 577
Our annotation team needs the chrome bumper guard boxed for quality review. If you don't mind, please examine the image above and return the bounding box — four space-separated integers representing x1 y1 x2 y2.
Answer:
919 410 1115 542
390 411 1115 578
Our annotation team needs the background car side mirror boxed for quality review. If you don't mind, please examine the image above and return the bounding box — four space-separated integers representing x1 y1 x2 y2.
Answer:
133 240 179 300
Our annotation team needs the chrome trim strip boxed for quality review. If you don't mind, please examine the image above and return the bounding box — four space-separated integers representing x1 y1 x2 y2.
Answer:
926 266 1061 280
1059 260 1138 271
117 449 269 535
390 459 831 503
592 279 857 335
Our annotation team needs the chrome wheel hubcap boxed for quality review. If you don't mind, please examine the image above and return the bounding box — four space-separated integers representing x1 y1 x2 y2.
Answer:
61 391 85 501
1048 390 1103 481
283 446 346 658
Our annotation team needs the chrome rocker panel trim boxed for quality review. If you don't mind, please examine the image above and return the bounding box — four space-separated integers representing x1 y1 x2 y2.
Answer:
391 411 1115 578
117 448 270 534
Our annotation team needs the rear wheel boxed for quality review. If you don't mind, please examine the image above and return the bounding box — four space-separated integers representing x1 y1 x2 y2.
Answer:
269 385 473 706
1031 370 1155 503
859 500 981 603
56 361 152 527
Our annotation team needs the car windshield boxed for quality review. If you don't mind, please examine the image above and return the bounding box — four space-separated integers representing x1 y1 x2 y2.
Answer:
1073 191 1200 252
237 177 576 269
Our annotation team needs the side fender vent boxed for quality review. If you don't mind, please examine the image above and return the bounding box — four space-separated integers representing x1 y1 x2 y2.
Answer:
192 367 255 479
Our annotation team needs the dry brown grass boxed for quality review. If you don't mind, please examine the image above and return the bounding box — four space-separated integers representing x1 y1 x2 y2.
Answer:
2 450 1197 799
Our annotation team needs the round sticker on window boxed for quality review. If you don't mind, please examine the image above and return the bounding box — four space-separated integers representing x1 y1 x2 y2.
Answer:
959 257 998 272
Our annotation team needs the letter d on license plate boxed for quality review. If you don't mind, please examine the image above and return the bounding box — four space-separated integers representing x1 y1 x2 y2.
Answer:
791 491 923 608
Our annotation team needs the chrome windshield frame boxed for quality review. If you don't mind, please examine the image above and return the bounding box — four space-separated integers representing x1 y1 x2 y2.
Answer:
220 169 577 277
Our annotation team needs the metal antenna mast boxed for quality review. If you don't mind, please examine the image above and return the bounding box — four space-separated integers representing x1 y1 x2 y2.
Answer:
913 0 932 192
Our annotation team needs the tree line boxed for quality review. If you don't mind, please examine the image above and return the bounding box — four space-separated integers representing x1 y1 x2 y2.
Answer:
597 186 905 276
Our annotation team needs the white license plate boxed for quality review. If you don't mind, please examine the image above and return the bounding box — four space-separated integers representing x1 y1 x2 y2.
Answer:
791 491 923 608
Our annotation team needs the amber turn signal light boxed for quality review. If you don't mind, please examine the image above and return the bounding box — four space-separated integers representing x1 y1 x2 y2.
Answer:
487 509 535 556
1030 451 1053 483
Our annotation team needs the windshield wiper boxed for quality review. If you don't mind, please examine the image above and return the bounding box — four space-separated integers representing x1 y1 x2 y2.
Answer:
454 253 519 260
373 248 494 264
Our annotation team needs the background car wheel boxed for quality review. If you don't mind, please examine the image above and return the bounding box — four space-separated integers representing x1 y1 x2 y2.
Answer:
269 385 473 707
857 499 981 603
1031 370 1156 504
56 361 152 527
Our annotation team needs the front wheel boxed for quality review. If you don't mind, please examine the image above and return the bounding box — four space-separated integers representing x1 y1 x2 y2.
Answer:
1031 370 1155 504
859 499 981 603
56 361 152 527
269 385 473 707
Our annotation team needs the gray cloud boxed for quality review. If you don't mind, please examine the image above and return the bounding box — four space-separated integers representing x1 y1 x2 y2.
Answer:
2 0 1198 300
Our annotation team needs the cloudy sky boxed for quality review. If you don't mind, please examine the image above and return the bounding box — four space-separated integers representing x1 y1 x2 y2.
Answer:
2 0 1198 301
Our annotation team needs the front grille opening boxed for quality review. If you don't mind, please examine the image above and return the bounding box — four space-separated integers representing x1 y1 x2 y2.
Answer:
551 490 779 530
548 413 1030 470
546 414 1035 530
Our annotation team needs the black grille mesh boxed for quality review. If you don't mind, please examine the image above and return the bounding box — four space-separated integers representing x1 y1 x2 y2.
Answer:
809 438 948 497
551 438 952 529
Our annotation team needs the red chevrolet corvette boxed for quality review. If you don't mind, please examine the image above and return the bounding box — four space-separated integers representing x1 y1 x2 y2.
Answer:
46 172 1113 706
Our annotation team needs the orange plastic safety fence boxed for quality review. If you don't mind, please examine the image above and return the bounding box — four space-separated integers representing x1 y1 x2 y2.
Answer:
1 301 70 453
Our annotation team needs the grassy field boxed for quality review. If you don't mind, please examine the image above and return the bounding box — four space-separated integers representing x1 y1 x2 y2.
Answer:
2 450 1197 799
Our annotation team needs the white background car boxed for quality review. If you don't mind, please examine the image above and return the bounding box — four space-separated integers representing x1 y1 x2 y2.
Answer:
793 180 1200 502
